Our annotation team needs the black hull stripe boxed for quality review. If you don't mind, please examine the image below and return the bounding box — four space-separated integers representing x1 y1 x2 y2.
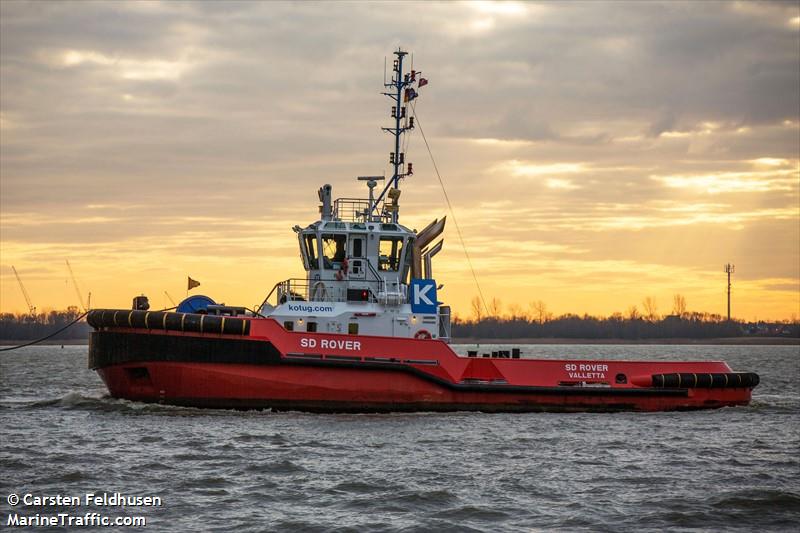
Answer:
89 331 281 369
135 397 733 414
278 357 690 397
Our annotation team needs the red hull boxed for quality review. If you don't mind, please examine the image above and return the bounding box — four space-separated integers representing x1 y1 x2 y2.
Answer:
87 312 757 413
96 362 752 413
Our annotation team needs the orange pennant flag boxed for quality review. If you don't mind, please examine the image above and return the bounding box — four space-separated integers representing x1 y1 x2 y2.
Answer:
187 277 200 291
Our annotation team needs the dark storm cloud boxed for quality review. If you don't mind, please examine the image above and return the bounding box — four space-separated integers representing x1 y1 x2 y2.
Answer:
421 1 799 139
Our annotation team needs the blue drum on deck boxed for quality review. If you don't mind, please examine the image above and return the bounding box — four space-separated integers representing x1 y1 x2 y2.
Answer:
176 295 216 314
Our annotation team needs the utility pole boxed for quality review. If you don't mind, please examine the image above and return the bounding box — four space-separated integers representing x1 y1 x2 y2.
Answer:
724 263 735 321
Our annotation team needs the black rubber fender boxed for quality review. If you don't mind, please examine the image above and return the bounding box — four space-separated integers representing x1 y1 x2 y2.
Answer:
87 309 251 336
652 372 759 389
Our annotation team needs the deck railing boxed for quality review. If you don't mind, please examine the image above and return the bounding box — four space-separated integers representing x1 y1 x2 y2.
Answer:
332 198 393 223
260 278 406 308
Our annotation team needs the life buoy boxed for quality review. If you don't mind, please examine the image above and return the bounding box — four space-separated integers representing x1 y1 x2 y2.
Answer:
414 329 432 340
311 281 327 301
335 258 349 281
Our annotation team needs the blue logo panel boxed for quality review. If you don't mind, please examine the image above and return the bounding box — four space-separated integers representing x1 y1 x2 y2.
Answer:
410 278 437 314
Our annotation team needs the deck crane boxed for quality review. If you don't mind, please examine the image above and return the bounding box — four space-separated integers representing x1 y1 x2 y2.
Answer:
65 260 89 312
11 266 35 315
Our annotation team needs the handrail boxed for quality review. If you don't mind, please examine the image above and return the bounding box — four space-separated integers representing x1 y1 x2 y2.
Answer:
258 255 411 312
365 257 384 284
333 197 393 222
258 284 281 314
258 278 316 310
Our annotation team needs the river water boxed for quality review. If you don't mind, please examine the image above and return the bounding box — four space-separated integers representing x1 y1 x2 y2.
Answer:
1 344 798 532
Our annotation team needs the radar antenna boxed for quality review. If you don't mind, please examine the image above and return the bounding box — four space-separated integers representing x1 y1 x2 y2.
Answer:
358 176 384 221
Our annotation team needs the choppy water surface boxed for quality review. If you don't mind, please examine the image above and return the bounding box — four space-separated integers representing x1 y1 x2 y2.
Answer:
1 344 798 532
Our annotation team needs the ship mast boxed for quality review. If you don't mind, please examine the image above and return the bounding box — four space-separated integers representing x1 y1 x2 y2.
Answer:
371 48 419 223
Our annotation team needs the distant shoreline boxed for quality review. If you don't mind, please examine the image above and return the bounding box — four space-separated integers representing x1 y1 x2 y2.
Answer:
1 337 797 347
0 339 88 346
453 337 800 345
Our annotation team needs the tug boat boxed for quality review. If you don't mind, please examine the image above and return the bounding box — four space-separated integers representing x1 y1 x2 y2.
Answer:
88 50 759 412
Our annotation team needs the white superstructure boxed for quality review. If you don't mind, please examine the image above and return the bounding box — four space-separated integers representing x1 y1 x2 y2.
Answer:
259 179 449 341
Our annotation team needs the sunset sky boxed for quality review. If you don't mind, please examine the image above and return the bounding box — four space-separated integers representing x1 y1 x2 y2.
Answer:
1 1 798 321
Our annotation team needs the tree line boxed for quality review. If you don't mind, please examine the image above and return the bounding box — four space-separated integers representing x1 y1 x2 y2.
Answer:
1 295 797 342
0 307 91 341
454 295 799 340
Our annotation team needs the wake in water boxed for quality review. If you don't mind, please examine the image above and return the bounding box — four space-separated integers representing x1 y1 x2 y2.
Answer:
0 391 244 415
747 394 800 412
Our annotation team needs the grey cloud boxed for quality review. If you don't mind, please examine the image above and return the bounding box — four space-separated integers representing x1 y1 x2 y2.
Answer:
418 2 799 139
1 1 798 287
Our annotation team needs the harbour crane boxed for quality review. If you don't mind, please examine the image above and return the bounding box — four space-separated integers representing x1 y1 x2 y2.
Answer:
65 259 89 312
11 266 35 315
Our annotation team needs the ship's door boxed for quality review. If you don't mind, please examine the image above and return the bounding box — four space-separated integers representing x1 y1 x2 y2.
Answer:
348 235 366 280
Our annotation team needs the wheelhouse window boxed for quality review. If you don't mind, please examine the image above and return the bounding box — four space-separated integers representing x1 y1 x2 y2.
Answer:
303 234 319 270
352 237 363 258
402 241 413 282
322 233 347 270
379 236 404 271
